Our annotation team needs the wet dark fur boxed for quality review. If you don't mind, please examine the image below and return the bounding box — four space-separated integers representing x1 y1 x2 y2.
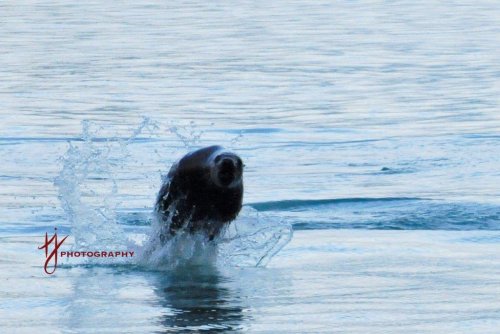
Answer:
155 146 243 241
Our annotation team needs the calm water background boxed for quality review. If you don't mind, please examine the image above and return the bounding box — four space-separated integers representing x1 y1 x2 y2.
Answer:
1 1 499 333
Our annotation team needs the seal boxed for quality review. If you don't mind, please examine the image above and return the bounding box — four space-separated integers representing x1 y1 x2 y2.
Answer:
155 145 244 241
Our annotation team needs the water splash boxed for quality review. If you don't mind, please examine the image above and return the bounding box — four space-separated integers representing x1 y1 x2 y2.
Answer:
218 206 293 267
137 206 293 269
54 119 291 268
54 119 157 253
168 120 209 149
136 215 219 269
55 124 125 251
167 120 246 151
229 131 245 147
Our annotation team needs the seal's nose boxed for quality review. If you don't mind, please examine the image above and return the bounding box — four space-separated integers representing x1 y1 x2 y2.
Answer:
214 153 242 187
217 159 236 186
220 157 235 170
215 154 240 168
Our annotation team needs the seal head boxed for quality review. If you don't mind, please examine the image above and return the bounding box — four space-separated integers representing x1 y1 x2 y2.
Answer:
211 152 243 188
155 145 244 240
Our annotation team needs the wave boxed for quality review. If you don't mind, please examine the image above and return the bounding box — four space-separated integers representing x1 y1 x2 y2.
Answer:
248 197 424 211
248 198 500 231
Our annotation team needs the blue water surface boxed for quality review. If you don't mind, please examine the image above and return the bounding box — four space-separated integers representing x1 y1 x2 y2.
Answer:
1 1 499 333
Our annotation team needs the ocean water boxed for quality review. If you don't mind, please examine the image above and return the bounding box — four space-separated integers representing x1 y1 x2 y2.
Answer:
1 1 500 333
